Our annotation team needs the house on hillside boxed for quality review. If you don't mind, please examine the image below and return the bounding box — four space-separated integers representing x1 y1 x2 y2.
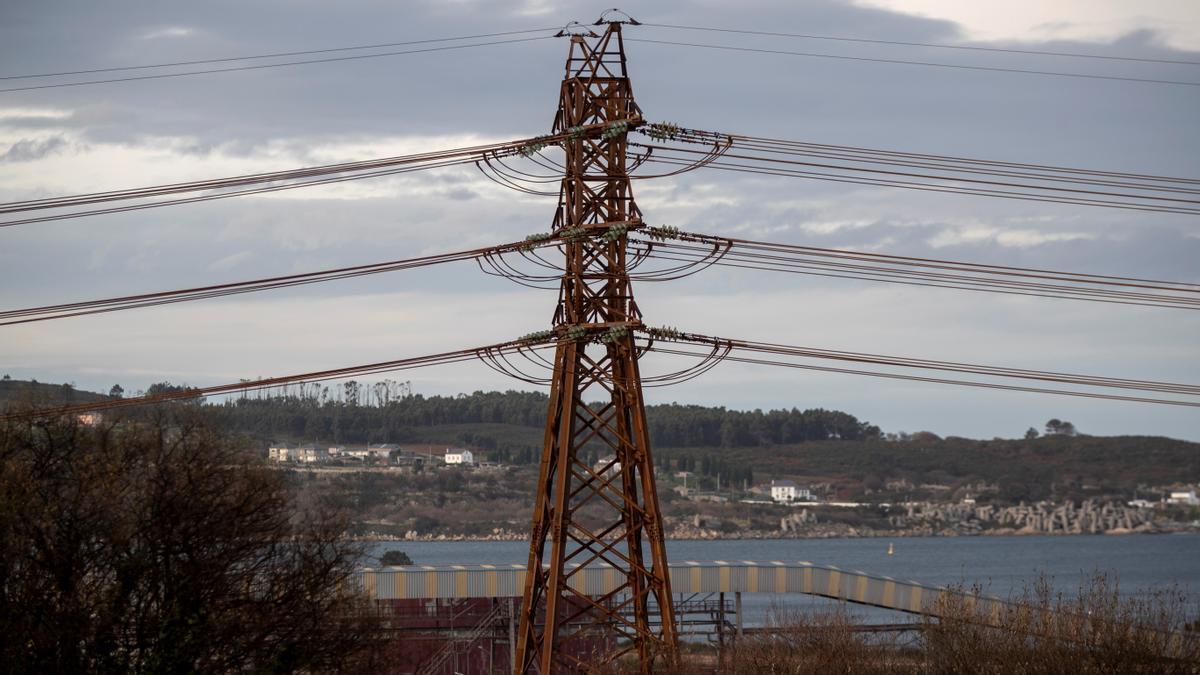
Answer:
445 448 475 466
770 479 813 503
367 444 400 461
594 455 622 478
1168 489 1199 506
294 446 329 463
267 446 291 462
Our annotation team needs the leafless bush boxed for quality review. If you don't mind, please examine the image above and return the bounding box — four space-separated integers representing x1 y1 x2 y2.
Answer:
0 407 384 674
723 605 909 675
921 573 1200 674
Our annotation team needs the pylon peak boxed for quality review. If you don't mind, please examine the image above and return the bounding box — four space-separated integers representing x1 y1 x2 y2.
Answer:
595 8 641 25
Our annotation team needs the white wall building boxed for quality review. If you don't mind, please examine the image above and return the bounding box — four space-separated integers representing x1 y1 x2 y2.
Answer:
444 448 475 465
368 444 400 459
294 446 329 463
770 479 813 503
1168 490 1199 506
268 446 290 462
594 455 621 478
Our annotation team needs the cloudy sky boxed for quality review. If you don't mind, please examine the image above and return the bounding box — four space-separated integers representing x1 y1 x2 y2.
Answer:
1 0 1197 440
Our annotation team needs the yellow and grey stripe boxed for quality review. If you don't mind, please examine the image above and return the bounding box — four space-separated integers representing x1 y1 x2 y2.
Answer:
355 559 985 618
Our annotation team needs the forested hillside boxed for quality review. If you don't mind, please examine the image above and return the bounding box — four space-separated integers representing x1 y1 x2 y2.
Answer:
200 390 881 448
0 377 109 406
5 380 1196 499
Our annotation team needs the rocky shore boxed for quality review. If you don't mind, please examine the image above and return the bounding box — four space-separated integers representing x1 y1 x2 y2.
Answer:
357 500 1197 541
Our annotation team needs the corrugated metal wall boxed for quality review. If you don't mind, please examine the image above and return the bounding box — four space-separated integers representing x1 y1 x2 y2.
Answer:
355 560 1003 618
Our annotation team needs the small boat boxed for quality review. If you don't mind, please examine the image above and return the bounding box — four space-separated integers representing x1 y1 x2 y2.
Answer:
887 543 894 556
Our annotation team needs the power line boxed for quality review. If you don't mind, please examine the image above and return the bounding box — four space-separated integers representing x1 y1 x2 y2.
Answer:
0 236 563 326
0 157 481 227
640 23 1200 67
0 140 522 214
644 331 1200 406
671 136 1200 194
625 38 1200 87
0 35 555 94
0 120 629 227
0 337 555 422
22 220 1195 328
635 142 1200 209
687 231 1200 288
648 345 1200 408
640 156 1200 215
0 27 560 81
629 240 1200 310
672 128 1200 186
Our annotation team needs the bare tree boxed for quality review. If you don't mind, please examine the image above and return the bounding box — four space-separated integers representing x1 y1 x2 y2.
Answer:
0 407 382 673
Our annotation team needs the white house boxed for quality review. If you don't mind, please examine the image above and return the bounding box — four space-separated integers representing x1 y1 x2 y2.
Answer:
594 454 622 478
368 443 401 459
294 446 329 463
770 479 813 503
267 446 291 462
1168 490 1199 506
445 448 475 465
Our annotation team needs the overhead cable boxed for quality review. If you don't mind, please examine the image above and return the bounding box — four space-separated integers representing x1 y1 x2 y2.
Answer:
644 331 1200 407
625 38 1200 87
0 236 564 326
624 231 1200 310
640 23 1200 67
0 337 555 422
649 345 1200 408
0 27 560 81
0 119 632 226
0 35 555 94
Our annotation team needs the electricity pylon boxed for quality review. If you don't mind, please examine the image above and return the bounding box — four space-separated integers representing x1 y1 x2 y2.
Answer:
514 20 678 674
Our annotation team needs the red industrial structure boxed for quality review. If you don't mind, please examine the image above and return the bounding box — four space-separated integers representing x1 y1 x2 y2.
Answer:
513 17 678 674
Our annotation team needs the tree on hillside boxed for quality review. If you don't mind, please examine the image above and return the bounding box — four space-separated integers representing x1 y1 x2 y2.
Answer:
0 408 381 673
1025 427 1039 440
1045 419 1078 436
108 384 124 399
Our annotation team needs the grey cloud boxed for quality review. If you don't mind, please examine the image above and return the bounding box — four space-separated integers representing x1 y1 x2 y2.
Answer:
444 187 478 201
1 0 1196 439
0 135 67 162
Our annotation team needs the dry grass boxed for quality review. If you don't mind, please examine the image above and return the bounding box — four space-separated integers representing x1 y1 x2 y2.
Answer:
722 606 909 674
603 574 1200 673
921 573 1200 674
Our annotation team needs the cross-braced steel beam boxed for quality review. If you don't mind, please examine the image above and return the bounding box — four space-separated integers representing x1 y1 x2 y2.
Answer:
514 22 678 674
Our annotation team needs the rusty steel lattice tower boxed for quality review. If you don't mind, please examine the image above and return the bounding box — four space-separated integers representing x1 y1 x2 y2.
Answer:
514 21 678 674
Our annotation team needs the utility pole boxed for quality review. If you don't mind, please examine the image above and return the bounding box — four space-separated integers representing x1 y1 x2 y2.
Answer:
514 18 678 674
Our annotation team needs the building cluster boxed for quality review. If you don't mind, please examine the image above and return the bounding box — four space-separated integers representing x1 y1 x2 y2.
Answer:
267 444 477 468
669 474 820 505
